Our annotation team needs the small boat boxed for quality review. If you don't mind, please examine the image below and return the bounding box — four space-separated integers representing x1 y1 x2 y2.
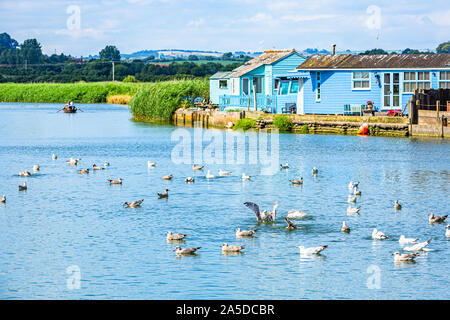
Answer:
63 106 77 113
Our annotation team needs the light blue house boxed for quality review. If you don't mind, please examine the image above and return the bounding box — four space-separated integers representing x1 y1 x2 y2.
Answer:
292 53 450 115
209 49 306 113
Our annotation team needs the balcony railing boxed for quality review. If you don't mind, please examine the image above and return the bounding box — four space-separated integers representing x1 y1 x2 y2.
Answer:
219 94 277 113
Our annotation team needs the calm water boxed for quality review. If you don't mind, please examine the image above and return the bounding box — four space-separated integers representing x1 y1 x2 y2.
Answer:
0 102 449 300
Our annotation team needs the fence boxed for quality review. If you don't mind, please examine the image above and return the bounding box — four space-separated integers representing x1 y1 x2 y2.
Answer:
219 94 277 113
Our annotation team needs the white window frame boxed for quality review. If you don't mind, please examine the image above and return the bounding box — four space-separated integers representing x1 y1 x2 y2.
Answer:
315 72 321 101
439 71 450 89
218 79 228 89
403 71 431 93
352 71 371 90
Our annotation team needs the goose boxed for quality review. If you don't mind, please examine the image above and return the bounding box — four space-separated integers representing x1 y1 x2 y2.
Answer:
446 225 450 238
104 161 110 167
341 221 350 233
347 195 357 203
18 182 27 191
0 195 5 203
399 235 419 245
19 170 31 176
404 239 431 251
162 174 173 180
280 162 289 169
147 161 156 167
287 210 307 219
393 252 419 262
185 177 195 183
428 213 448 224
166 231 187 241
107 178 123 185
192 164 204 171
289 177 303 185
175 246 200 255
285 217 298 230
353 187 362 196
242 173 251 180
235 228 257 237
347 206 361 215
312 167 318 175
219 169 232 176
394 200 402 210
92 164 104 170
123 199 144 208
77 168 89 174
205 170 215 179
244 201 278 222
348 181 360 190
222 243 245 253
296 245 328 256
52 154 57 160
372 228 389 240
157 189 169 198
33 165 40 172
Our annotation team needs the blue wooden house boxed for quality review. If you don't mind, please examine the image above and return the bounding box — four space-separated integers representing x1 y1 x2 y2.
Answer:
209 49 306 113
292 54 450 115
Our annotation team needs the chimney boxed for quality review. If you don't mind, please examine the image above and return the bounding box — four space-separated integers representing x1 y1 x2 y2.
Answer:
332 44 336 55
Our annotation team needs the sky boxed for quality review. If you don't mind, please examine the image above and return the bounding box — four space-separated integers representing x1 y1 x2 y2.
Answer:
0 0 449 56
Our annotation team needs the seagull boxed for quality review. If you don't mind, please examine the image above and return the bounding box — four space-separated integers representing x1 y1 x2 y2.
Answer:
77 168 89 174
347 206 361 215
235 228 257 237
192 164 204 171
285 217 298 230
18 182 27 191
162 174 173 180
394 200 402 210
107 178 123 184
19 170 31 176
347 195 357 203
205 170 215 179
123 199 144 208
399 235 419 245
66 158 80 166
280 162 289 169
286 210 307 219
404 239 431 251
296 245 328 256
104 161 110 167
219 169 232 176
353 187 361 196
393 251 419 262
222 243 245 253
175 246 200 255
312 167 318 175
33 165 40 172
242 173 251 180
429 213 448 224
52 154 57 160
185 177 195 183
341 221 350 233
158 189 169 199
92 164 104 170
372 228 389 240
0 195 5 203
147 161 156 167
289 177 303 185
348 181 360 190
446 225 450 238
166 231 187 241
244 201 278 222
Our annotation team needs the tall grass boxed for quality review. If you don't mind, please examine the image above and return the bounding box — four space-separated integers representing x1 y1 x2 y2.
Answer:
0 82 141 103
130 79 209 121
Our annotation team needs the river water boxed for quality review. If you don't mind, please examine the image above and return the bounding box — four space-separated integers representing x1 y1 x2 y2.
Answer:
0 102 449 299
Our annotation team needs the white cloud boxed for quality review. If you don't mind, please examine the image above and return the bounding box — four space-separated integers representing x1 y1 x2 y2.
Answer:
281 14 336 22
187 18 204 27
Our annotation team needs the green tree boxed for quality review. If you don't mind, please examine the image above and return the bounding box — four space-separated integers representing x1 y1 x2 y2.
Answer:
0 33 19 53
359 48 389 55
20 39 43 64
222 52 233 60
436 41 450 53
99 45 121 61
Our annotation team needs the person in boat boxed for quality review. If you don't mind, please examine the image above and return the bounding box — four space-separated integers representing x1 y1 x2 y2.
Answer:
69 101 75 110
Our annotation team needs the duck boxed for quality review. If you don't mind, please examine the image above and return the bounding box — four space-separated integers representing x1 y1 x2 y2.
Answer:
92 164 104 170
347 195 357 203
244 201 278 222
219 169 232 176
162 174 173 180
353 187 362 196
166 231 187 241
286 210 307 219
285 217 298 230
175 246 200 255
192 163 204 171
372 228 389 240
222 243 245 253
52 154 57 160
312 167 318 175
107 178 123 185
205 170 215 179
33 165 40 172
394 200 402 210
157 189 169 198
242 173 251 180
347 206 361 215
445 225 450 238
77 168 89 174
147 161 156 167
185 177 195 183
18 182 27 191
280 162 289 169
341 221 350 233
428 213 448 224
235 228 257 237
104 161 110 167
296 245 328 256
19 170 31 176
399 235 419 245
0 195 5 203
404 239 431 251
393 252 419 263
123 199 144 208
289 177 303 185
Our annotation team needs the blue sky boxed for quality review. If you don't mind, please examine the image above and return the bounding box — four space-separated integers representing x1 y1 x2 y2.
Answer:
0 0 449 56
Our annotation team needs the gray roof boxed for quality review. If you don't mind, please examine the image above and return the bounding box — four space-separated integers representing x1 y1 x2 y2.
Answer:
210 71 234 79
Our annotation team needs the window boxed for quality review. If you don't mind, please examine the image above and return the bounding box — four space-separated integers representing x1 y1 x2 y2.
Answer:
290 80 299 94
403 71 431 93
274 79 280 91
316 72 321 101
219 80 227 89
280 81 289 95
352 72 370 89
253 77 263 94
242 78 249 95
439 71 450 89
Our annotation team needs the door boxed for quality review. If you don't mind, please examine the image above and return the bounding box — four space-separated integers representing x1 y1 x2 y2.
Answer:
296 79 304 114
382 72 401 109
242 78 250 95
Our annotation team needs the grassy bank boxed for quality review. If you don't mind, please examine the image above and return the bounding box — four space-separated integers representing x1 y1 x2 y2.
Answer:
0 82 141 104
130 79 209 121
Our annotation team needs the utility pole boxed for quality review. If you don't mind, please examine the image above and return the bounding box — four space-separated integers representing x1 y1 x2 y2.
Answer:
24 59 27 71
112 61 115 81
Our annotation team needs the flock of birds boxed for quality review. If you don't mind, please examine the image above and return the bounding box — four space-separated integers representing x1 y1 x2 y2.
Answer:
3 156 450 263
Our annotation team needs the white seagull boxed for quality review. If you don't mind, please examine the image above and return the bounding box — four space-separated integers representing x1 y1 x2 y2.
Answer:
287 210 307 219
235 228 257 237
348 181 360 191
393 252 419 262
372 228 389 240
147 161 156 167
244 201 278 222
347 206 361 215
206 170 215 179
399 235 419 245
219 169 232 176
446 225 450 238
404 239 431 252
242 173 251 180
296 245 328 256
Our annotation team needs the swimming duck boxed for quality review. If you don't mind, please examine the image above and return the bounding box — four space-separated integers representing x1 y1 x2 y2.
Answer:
341 221 350 233
192 164 204 171
77 168 89 174
175 246 200 255
185 177 195 183
158 189 169 198
394 200 402 210
123 199 144 208
93 164 104 170
19 170 31 176
52 154 57 160
18 182 27 191
428 213 448 224
33 165 40 172
235 228 257 237
166 232 187 241
312 167 318 174
0 195 5 203
162 174 173 180
104 161 110 167
107 178 123 185
222 243 245 253
289 177 303 185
